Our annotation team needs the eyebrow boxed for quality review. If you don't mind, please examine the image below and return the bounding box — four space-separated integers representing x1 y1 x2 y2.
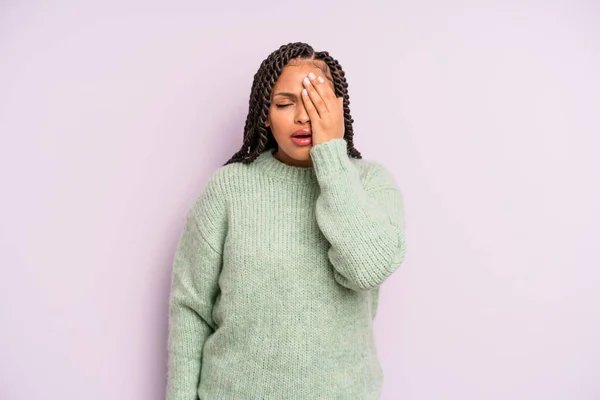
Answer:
272 92 297 99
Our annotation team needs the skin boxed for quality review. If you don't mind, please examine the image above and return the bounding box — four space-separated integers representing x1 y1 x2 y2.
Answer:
265 60 345 167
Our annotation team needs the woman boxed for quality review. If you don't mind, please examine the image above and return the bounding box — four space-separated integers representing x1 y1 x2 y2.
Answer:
166 42 407 399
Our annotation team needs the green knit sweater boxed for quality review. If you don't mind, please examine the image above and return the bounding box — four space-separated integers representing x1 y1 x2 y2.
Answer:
166 138 406 399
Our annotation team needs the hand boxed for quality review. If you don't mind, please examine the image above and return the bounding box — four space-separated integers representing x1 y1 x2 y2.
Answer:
301 72 345 146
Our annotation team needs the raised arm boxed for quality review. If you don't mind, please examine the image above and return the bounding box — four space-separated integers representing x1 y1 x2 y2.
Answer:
310 139 406 291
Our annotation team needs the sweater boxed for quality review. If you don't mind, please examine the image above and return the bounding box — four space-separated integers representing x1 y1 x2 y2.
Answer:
166 138 406 400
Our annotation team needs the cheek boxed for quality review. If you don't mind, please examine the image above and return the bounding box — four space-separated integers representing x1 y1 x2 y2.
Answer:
268 110 292 132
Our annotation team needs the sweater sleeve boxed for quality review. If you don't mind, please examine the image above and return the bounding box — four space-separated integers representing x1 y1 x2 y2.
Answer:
309 138 406 291
166 176 226 400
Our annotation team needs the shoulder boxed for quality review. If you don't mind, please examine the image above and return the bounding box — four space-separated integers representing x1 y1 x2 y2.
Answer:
187 160 252 213
200 162 244 199
350 157 400 191
186 164 234 219
184 163 243 248
203 157 255 193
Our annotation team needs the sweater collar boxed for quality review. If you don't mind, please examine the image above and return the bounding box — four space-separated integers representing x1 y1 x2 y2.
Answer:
252 148 317 184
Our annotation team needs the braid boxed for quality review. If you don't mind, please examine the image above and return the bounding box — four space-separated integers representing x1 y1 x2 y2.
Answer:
314 50 362 159
224 42 362 165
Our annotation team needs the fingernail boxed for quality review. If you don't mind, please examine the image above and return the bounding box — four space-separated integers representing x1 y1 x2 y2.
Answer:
303 77 311 86
308 72 316 80
317 76 324 83
302 89 308 96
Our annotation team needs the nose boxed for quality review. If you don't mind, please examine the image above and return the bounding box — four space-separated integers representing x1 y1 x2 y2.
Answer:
295 102 310 125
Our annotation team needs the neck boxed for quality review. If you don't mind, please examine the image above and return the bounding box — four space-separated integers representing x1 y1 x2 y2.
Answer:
273 150 313 168
251 148 317 184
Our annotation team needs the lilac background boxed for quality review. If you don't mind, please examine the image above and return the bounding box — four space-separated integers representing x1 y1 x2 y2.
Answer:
1 1 599 399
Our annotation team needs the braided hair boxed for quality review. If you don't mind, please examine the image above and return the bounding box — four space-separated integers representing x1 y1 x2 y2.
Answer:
223 42 362 165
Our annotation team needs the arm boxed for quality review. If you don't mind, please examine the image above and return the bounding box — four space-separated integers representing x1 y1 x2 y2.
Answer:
166 177 226 400
309 138 406 291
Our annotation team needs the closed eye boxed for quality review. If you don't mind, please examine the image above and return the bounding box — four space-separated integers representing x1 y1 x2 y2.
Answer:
275 104 293 108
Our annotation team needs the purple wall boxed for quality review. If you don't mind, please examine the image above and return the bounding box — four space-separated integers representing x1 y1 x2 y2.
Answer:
1 1 599 399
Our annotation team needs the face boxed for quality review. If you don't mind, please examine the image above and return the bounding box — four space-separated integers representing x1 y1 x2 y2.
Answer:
265 60 335 167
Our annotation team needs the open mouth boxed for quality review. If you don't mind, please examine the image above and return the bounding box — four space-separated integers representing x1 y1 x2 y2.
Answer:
291 135 312 146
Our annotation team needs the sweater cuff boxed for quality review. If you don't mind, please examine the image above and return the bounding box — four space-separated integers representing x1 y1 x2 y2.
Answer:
309 138 353 177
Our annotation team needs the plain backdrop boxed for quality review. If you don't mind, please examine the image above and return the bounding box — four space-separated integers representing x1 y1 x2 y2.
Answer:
1 1 599 399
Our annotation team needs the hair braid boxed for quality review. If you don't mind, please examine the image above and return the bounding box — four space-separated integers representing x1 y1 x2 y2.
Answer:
314 50 362 159
224 42 362 165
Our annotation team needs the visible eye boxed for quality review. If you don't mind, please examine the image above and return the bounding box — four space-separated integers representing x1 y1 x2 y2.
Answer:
275 104 292 108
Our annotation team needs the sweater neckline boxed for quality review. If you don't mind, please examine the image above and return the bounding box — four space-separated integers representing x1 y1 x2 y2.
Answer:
252 148 317 184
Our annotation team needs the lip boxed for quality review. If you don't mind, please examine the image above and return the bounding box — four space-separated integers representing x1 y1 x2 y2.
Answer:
291 128 312 137
291 136 312 146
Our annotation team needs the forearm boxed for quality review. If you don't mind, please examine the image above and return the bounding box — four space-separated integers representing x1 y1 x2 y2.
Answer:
310 139 406 291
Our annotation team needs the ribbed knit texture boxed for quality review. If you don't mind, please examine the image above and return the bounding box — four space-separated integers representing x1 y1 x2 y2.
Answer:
166 138 406 400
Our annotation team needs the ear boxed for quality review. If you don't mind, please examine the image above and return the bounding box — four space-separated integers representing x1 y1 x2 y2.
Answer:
265 116 270 127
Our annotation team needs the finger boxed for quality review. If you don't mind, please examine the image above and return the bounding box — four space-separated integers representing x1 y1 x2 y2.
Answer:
312 74 337 109
303 76 327 117
301 88 320 122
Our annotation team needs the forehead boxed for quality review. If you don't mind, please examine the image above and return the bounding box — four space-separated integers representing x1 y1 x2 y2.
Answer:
273 61 332 90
